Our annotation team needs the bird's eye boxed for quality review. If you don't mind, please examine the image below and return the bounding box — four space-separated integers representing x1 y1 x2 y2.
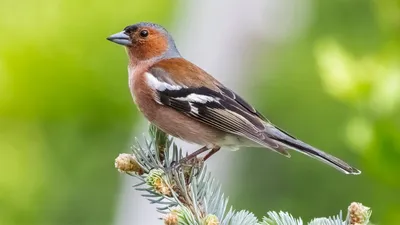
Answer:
140 30 149 38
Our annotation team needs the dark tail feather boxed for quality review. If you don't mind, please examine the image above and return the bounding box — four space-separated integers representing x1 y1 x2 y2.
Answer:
269 127 361 175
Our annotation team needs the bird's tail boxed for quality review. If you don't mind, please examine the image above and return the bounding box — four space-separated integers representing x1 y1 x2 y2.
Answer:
268 126 361 175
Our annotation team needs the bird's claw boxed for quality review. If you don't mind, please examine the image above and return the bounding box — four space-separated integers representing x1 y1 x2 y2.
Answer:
169 156 203 172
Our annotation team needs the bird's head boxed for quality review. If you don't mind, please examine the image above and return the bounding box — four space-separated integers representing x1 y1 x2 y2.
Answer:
107 22 181 64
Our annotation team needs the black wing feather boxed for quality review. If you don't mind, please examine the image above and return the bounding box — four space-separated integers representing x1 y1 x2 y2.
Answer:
148 67 289 156
147 68 361 174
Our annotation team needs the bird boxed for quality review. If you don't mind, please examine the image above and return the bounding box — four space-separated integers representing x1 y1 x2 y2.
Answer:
107 22 361 175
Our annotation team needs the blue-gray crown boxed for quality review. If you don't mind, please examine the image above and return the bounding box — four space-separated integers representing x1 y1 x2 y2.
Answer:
124 22 181 59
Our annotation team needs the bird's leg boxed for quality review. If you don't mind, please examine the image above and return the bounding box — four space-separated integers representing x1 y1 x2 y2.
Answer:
180 146 209 164
172 146 220 176
170 146 209 170
203 146 221 161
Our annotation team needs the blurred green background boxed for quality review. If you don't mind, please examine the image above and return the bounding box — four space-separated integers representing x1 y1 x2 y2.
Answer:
0 0 399 224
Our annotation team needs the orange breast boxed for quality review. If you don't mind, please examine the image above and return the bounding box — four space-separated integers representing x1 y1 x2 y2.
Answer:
130 70 225 146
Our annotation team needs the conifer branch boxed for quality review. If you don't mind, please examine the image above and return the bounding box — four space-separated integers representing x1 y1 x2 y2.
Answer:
114 124 372 225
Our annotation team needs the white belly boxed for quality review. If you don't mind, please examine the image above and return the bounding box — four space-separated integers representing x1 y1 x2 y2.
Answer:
216 134 259 151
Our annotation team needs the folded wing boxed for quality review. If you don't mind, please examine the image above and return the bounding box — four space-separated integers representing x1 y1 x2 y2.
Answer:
145 59 361 174
146 65 290 157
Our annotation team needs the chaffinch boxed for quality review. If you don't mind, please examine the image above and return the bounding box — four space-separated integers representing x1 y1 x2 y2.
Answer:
107 22 361 175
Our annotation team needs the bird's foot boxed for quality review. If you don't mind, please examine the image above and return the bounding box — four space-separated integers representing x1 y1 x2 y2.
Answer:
169 156 203 175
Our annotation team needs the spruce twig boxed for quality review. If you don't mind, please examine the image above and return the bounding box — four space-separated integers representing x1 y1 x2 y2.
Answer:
114 124 373 225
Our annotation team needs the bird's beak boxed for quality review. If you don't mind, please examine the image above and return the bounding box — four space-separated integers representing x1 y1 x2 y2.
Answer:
107 31 131 46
